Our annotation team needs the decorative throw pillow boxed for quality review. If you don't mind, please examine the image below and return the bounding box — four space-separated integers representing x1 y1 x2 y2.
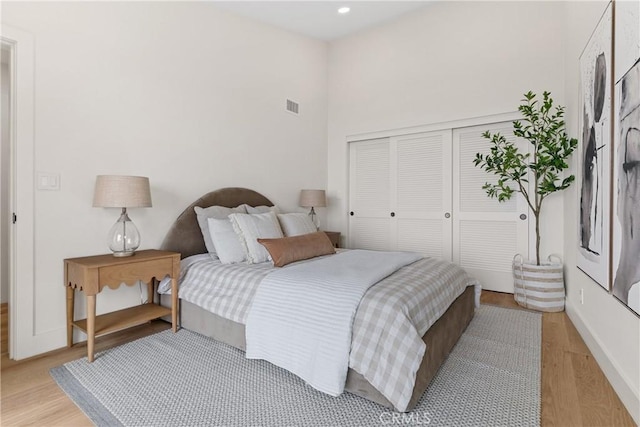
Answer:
229 211 284 264
258 232 336 267
194 205 247 256
244 204 280 214
277 213 317 236
207 217 246 264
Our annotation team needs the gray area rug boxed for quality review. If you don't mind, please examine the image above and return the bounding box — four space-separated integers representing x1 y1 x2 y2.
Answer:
51 305 541 426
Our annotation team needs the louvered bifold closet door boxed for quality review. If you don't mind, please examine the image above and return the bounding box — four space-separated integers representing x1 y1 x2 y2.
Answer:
391 131 452 260
452 122 529 292
348 138 392 250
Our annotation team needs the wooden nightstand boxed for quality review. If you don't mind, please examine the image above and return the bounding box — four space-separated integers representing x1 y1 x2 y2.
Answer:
324 231 341 248
64 249 180 362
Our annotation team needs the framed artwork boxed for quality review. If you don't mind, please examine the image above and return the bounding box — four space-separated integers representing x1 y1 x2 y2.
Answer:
614 0 640 83
577 2 613 290
612 1 640 316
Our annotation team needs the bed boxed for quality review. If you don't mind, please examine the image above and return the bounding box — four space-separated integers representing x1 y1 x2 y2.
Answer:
160 187 478 412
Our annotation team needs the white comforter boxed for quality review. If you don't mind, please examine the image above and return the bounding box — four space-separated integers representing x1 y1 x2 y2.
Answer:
244 250 422 397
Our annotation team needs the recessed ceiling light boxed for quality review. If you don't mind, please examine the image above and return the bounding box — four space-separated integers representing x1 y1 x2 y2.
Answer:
338 6 350 14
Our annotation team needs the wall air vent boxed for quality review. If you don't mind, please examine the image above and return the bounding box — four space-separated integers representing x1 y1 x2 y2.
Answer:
286 99 300 115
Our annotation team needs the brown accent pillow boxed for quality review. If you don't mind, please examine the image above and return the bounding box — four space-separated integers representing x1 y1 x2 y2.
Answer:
258 231 336 267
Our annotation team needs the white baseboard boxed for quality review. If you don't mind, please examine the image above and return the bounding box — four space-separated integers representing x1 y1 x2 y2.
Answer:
566 303 640 425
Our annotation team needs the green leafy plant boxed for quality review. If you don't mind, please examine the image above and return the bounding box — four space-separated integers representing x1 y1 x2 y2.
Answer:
473 91 578 265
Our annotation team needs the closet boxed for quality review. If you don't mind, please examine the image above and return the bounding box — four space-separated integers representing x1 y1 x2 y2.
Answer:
348 121 530 293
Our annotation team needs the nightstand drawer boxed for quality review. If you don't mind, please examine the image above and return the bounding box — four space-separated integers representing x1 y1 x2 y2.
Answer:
98 258 173 290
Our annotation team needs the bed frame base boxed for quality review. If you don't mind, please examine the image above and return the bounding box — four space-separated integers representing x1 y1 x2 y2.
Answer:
161 285 474 412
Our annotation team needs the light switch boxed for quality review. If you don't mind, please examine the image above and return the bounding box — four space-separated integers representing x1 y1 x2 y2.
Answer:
37 172 60 190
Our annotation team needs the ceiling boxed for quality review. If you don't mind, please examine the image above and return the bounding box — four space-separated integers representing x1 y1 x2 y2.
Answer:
212 1 433 41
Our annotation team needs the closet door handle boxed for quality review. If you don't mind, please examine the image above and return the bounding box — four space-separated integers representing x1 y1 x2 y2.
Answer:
520 214 527 220
350 211 354 216
390 212 395 217
444 212 451 219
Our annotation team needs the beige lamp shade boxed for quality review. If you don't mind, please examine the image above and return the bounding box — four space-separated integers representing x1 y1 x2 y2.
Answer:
299 189 326 208
93 175 152 208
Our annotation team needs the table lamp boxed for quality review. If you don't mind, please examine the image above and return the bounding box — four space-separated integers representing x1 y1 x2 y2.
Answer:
93 175 152 257
299 189 326 230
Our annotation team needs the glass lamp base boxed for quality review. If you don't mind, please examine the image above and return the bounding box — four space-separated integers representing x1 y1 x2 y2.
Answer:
112 250 136 257
107 208 141 257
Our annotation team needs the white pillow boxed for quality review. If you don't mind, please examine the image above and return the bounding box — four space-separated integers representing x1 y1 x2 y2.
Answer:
194 205 247 255
244 204 280 214
277 213 317 236
229 211 284 264
207 217 246 264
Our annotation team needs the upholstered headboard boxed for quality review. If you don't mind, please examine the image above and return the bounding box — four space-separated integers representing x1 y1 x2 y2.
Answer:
160 187 273 259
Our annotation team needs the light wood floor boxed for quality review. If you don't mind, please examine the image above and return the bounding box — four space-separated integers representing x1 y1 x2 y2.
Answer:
1 293 636 426
481 292 635 427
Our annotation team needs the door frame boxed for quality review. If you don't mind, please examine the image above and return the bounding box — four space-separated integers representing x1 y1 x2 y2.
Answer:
346 112 522 143
2 25 36 360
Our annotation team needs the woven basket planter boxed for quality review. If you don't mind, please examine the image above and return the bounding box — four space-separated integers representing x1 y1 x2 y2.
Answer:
513 254 565 312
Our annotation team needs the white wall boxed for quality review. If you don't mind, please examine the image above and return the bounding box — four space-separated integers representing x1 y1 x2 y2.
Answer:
2 1 327 355
562 1 640 423
326 1 566 260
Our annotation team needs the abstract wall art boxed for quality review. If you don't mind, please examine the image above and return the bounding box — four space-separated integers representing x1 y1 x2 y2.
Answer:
614 0 640 83
612 58 640 316
578 2 613 290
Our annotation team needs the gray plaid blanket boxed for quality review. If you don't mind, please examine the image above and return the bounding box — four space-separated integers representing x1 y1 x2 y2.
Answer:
176 252 479 411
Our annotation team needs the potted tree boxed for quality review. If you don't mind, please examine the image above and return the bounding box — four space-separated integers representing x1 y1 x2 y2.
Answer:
474 91 578 312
